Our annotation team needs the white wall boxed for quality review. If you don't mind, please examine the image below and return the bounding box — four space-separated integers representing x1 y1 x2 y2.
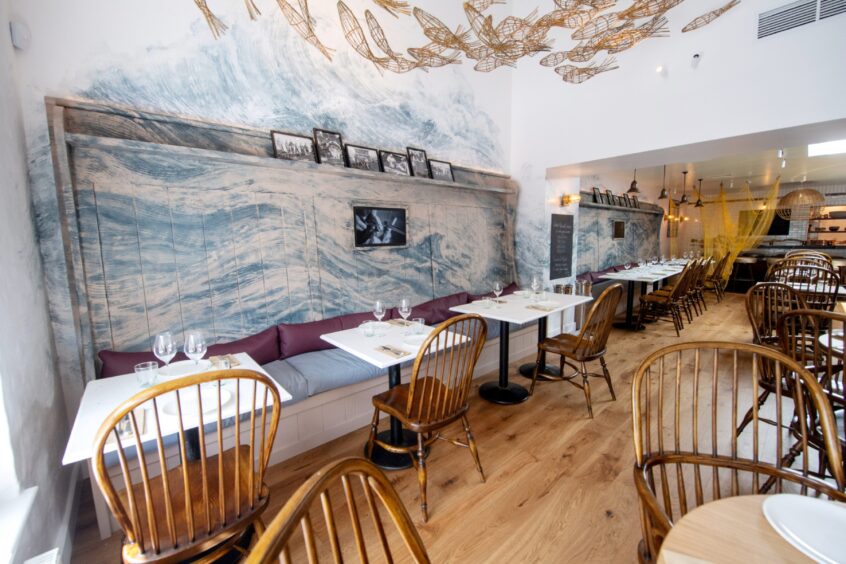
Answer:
0 1 72 560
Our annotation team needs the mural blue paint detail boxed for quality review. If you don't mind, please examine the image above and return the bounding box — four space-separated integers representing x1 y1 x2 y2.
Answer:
576 207 662 274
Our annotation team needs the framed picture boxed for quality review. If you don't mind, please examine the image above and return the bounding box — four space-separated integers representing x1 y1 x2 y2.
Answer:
271 131 316 162
313 128 345 166
606 189 615 205
631 195 640 208
407 147 431 178
379 150 411 176
353 206 408 248
592 187 602 204
345 144 381 172
429 159 454 182
623 194 632 207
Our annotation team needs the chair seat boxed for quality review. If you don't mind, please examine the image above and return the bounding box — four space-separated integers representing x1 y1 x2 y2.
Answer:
538 333 600 360
372 378 464 431
641 292 673 304
119 444 267 562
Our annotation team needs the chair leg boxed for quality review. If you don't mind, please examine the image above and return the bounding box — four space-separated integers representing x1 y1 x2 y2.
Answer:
581 362 593 419
416 433 428 522
462 415 486 483
529 347 544 396
365 409 379 458
599 356 615 401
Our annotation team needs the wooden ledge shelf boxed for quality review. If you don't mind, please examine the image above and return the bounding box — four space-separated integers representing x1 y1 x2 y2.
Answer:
578 200 664 216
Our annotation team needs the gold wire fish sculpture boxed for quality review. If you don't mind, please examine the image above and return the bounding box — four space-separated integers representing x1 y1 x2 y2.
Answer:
555 57 618 83
365 10 405 58
682 0 740 33
373 0 411 18
467 0 506 10
244 0 261 19
571 12 625 40
620 0 684 19
594 14 668 52
338 1 384 69
193 0 228 38
277 0 334 60
408 45 462 68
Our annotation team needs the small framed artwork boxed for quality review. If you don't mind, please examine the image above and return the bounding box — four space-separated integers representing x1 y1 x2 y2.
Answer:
429 159 454 182
379 150 411 176
592 187 602 203
606 189 615 205
271 131 316 162
313 128 345 166
345 144 381 172
631 195 640 208
353 205 408 248
623 194 632 207
407 147 431 178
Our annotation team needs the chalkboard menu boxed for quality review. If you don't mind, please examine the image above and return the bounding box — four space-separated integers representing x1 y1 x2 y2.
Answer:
550 214 574 280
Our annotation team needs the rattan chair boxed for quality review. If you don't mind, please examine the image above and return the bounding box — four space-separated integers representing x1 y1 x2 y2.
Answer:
766 263 841 311
245 457 430 564
632 342 845 562
93 369 282 563
366 313 487 522
529 283 623 418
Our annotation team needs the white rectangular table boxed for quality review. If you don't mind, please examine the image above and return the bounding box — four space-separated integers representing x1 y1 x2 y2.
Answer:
320 320 448 470
601 262 686 329
450 292 593 405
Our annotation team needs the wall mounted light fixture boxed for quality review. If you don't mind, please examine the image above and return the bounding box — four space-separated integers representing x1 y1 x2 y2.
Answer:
560 193 582 206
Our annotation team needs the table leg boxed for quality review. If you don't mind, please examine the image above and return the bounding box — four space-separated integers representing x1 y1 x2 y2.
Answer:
366 364 419 470
519 316 560 380
613 280 641 330
480 321 530 404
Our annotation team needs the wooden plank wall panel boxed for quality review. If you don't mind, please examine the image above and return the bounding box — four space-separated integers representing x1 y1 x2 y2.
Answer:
252 192 292 326
228 189 272 333
277 193 319 323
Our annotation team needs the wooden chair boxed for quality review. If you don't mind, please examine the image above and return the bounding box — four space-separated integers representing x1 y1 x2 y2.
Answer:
766 263 840 311
785 249 833 263
637 263 693 336
766 256 835 278
778 309 846 480
93 369 282 563
366 313 487 522
653 259 706 318
529 283 623 418
703 254 730 303
245 457 430 564
632 342 845 563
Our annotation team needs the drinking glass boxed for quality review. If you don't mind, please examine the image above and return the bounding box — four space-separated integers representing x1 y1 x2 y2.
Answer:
398 298 412 321
493 281 503 298
184 330 207 366
412 318 425 335
360 321 375 338
651 256 658 265
531 274 541 293
152 331 176 368
373 300 386 322
135 361 158 388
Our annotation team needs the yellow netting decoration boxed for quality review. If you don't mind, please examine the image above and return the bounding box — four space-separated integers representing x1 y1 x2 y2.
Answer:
701 177 781 281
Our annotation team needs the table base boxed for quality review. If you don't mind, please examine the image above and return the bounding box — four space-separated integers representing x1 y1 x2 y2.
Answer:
613 321 644 331
366 429 430 471
518 362 561 380
479 381 529 405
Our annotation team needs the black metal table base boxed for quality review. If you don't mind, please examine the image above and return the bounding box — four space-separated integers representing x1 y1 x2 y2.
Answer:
365 429 418 470
518 362 561 380
479 320 530 405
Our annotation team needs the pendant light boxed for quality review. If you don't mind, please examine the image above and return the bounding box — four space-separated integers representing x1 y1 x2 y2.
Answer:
679 170 689 204
628 168 640 193
658 165 668 199
694 178 704 207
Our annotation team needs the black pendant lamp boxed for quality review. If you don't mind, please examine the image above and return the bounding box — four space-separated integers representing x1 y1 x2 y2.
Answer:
679 170 690 204
628 168 640 194
658 165 668 199
694 178 704 207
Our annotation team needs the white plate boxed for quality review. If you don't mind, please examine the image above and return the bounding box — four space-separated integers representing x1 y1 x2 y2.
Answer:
158 359 212 378
160 387 232 417
762 494 846 563
532 301 559 308
401 334 429 349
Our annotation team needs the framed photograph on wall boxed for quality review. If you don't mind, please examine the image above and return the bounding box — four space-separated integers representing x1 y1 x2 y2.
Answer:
592 187 602 204
313 128 345 166
606 189 616 205
271 131 316 163
623 194 632 207
631 195 640 208
379 150 411 176
345 144 381 172
429 159 454 182
353 206 408 248
407 147 431 178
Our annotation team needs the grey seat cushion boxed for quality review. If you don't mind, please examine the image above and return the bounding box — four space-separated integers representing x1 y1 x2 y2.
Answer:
285 348 386 396
262 359 310 404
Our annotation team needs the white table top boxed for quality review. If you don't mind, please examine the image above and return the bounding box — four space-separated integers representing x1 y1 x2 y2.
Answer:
783 281 846 295
600 263 686 284
62 352 292 465
449 291 593 324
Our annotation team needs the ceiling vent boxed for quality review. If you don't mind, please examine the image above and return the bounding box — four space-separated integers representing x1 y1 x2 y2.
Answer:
820 0 846 18
758 0 817 38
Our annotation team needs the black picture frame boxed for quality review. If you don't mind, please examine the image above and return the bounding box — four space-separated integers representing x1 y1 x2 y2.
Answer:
606 189 616 206
592 187 602 204
345 144 381 172
623 194 632 208
379 150 411 176
353 206 408 248
631 195 640 209
271 130 316 163
313 128 345 167
429 159 454 182
407 147 431 178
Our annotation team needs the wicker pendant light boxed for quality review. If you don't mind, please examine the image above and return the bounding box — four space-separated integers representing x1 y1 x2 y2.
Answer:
628 169 640 193
658 165 668 199
776 188 825 220
679 171 689 204
694 178 704 207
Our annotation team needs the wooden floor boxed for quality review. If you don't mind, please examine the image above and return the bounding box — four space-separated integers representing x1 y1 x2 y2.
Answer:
71 292 751 563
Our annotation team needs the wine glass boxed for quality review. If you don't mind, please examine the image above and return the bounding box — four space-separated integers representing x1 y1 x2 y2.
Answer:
531 274 541 293
493 281 503 299
624 262 632 270
398 298 412 322
373 300 386 322
184 330 207 366
152 331 176 368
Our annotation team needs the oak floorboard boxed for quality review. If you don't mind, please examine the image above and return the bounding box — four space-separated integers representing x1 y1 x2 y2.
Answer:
70 293 750 563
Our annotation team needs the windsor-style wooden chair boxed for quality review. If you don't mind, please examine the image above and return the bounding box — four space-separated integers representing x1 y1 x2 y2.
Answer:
92 369 281 563
632 342 845 562
766 263 840 311
366 313 487 522
637 263 693 336
245 457 430 564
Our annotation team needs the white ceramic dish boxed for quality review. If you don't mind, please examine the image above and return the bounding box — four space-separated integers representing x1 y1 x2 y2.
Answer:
402 334 429 349
359 321 390 337
762 494 846 563
158 359 212 378
160 387 232 417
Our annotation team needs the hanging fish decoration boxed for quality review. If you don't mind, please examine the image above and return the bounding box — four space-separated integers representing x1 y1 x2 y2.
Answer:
571 12 625 40
407 45 462 68
193 0 227 38
594 15 668 53
277 0 334 60
555 57 619 83
365 10 405 59
373 0 411 18
338 1 384 70
467 0 506 11
682 0 740 33
619 0 684 19
244 0 261 20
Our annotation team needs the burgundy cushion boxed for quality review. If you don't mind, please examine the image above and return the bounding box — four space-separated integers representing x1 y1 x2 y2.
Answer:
278 312 377 359
415 292 470 325
98 350 188 379
576 272 592 282
207 326 280 366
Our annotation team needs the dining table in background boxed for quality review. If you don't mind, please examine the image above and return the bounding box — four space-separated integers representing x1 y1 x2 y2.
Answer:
601 261 686 330
450 292 592 405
